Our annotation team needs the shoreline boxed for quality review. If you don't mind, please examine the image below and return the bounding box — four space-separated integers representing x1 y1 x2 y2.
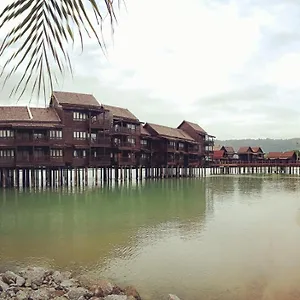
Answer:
0 266 181 300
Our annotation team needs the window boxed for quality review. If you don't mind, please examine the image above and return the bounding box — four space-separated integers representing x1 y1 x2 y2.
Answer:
126 124 136 131
127 137 136 145
141 139 147 145
169 141 176 147
73 131 87 140
33 133 44 140
50 130 62 139
0 130 14 138
73 149 87 158
73 111 88 121
0 149 14 158
50 149 63 157
178 143 184 149
141 153 147 159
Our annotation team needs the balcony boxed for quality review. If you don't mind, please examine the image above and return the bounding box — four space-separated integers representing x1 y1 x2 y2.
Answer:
112 127 137 135
204 140 214 146
90 155 111 167
90 117 111 129
167 145 177 152
90 137 111 147
141 143 151 151
188 146 199 153
113 141 138 150
15 155 64 167
16 135 49 146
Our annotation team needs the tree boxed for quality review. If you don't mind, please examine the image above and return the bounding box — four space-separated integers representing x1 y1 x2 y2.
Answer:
0 0 122 101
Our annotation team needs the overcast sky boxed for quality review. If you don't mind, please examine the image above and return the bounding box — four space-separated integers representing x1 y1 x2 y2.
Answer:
0 0 300 139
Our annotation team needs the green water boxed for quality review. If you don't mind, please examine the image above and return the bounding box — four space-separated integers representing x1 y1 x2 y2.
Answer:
1 176 300 300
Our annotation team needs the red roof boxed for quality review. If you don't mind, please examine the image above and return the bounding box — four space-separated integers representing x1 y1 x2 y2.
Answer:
221 146 235 154
280 151 296 160
178 120 207 135
213 150 225 160
251 147 264 153
237 147 252 154
267 152 282 159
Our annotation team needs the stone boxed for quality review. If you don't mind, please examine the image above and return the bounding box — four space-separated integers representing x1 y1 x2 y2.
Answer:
168 294 181 300
90 279 115 297
124 286 141 300
2 271 17 285
15 290 29 300
30 288 51 300
52 271 64 284
15 275 25 287
60 279 77 289
104 296 127 300
67 287 89 300
21 267 46 286
0 280 9 292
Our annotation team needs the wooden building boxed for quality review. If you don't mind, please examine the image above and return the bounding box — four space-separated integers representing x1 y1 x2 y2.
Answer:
102 104 141 167
251 147 264 160
213 150 226 163
237 147 253 162
267 151 298 163
177 120 215 164
143 123 200 167
220 146 236 160
0 91 216 173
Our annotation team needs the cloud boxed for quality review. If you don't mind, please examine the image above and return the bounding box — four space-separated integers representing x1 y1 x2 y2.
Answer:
1 0 300 139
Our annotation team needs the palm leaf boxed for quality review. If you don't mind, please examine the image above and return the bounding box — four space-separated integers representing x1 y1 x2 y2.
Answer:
0 0 122 103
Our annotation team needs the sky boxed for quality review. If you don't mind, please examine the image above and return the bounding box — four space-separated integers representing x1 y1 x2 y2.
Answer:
0 0 300 139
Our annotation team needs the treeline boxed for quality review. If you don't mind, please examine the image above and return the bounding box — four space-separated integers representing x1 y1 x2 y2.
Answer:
215 138 300 153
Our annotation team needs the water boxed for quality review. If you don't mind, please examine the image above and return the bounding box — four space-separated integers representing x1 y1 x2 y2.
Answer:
1 175 300 299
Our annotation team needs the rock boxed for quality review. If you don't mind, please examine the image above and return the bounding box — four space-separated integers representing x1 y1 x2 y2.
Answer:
30 288 51 300
124 286 141 300
21 267 46 286
15 275 25 287
127 296 136 300
52 271 63 284
67 287 89 300
2 271 17 285
51 289 66 298
90 279 115 297
104 296 127 300
0 280 9 292
15 290 29 300
60 279 77 289
168 294 181 300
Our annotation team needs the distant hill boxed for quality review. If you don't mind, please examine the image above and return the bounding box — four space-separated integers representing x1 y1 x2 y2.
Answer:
215 138 300 153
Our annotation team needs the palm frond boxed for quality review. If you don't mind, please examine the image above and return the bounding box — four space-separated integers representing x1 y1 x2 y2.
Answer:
0 0 122 103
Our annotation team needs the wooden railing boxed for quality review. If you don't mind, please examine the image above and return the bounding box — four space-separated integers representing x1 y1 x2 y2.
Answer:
211 160 300 167
112 127 137 134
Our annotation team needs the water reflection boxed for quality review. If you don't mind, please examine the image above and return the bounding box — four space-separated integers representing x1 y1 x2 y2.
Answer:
0 178 208 271
1 176 300 300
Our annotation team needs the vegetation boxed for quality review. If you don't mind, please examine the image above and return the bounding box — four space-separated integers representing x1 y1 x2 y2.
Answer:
0 0 122 100
216 138 300 153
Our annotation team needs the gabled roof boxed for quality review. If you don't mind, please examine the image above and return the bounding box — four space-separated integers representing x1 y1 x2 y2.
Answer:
280 151 296 160
251 147 264 153
221 146 235 154
237 146 253 154
178 120 207 135
141 126 151 136
213 150 225 160
267 152 282 159
146 123 195 142
0 107 60 123
52 91 101 107
103 104 139 122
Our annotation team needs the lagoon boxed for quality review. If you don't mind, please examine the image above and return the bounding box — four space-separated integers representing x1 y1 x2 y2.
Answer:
1 176 300 300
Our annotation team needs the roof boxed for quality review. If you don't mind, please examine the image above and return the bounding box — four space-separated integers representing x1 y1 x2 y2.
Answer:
237 147 253 154
103 104 139 122
213 145 222 151
213 150 225 160
267 152 282 159
251 147 264 153
52 91 100 107
178 120 207 135
221 146 235 154
0 107 61 124
141 126 151 136
146 123 195 142
280 151 296 159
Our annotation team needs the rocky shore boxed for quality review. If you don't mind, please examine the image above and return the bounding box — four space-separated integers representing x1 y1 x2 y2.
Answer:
0 267 181 300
